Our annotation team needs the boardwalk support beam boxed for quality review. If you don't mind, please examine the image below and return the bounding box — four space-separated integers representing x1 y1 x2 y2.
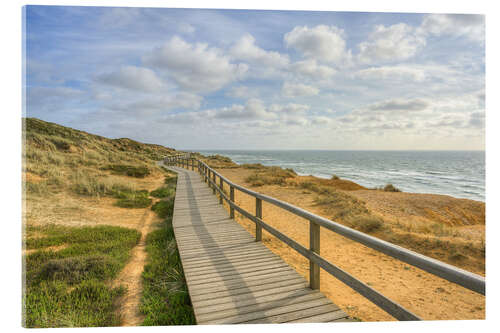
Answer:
255 198 262 242
310 221 320 290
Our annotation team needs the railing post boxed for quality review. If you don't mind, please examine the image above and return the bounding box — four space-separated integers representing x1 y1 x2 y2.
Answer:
192 159 195 171
212 172 216 194
230 186 235 219
219 177 223 204
255 198 262 241
309 221 320 290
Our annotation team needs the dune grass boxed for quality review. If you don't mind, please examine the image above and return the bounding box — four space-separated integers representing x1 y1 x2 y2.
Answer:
140 173 195 325
140 218 195 325
114 190 152 208
150 186 174 198
23 225 141 327
23 117 177 199
245 166 297 187
103 164 151 178
298 181 384 233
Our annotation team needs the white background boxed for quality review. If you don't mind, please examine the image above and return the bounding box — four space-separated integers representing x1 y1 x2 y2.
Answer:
2 1 497 332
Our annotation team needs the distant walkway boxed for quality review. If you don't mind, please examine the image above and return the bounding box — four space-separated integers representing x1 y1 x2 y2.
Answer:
165 165 350 324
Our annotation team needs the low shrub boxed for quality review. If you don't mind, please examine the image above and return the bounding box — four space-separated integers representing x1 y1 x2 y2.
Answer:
114 190 152 208
349 216 383 233
36 255 117 285
104 164 150 178
383 184 401 192
150 187 174 198
245 167 296 187
151 200 174 218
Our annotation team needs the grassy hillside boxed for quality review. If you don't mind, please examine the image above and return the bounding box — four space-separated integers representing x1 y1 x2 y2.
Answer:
22 118 184 327
23 117 177 199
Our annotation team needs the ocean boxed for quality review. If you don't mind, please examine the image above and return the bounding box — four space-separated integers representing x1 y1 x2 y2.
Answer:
197 150 485 202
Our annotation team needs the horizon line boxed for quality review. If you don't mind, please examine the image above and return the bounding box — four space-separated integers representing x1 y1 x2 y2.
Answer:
180 148 486 152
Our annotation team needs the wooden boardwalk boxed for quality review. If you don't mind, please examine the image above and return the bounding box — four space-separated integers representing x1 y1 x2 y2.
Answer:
166 165 350 324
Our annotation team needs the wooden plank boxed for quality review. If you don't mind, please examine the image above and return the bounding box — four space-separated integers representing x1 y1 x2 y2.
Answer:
176 242 263 255
189 278 306 302
185 266 296 287
177 237 255 249
185 261 290 281
184 257 285 276
176 234 254 245
181 247 271 263
182 252 281 269
188 272 303 296
286 309 349 323
196 291 325 322
194 289 319 316
242 303 343 324
201 298 334 324
193 283 311 309
176 240 258 254
175 229 250 240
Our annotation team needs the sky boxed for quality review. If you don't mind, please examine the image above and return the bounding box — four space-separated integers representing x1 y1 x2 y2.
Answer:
23 6 485 150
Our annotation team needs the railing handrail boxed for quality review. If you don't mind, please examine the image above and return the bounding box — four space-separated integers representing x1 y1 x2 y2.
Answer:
164 154 485 320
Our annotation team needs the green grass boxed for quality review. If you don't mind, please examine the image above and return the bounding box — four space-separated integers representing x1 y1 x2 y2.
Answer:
23 225 141 327
151 200 174 218
114 189 152 208
245 166 296 187
140 218 195 325
164 175 177 186
150 186 174 198
104 164 151 178
141 172 195 325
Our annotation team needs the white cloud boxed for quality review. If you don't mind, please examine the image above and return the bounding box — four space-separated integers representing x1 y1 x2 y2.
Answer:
468 111 485 128
419 14 484 43
162 99 311 124
284 25 351 65
282 82 319 97
214 99 276 120
354 66 426 82
268 103 310 114
95 66 166 92
225 86 258 99
230 34 289 68
357 23 426 64
311 116 333 125
367 98 430 112
144 36 248 93
291 59 337 79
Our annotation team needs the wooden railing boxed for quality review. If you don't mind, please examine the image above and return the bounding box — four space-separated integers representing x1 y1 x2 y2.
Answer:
164 154 485 321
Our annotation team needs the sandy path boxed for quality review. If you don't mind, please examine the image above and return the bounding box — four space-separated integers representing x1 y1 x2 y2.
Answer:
112 201 160 326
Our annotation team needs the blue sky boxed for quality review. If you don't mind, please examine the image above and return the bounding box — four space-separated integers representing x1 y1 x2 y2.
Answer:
24 6 485 150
